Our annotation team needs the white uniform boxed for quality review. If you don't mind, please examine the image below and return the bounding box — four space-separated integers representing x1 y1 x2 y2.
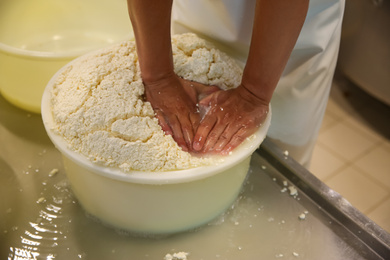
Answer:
172 0 345 167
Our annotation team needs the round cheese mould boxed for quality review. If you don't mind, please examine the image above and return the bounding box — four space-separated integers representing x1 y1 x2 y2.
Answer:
41 54 271 235
0 0 132 114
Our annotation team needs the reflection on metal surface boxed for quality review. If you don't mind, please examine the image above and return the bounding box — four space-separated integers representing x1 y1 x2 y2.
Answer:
258 138 390 260
9 247 40 260
6 176 74 260
1 94 389 259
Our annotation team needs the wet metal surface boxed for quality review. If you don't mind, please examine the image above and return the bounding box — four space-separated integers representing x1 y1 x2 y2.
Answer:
1 95 389 260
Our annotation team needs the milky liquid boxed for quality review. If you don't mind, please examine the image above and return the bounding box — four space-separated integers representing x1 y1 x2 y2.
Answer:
2 155 368 260
0 106 373 260
0 0 132 113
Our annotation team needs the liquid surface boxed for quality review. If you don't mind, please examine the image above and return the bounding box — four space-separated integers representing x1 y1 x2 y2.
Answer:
0 0 132 54
0 0 133 113
0 95 372 260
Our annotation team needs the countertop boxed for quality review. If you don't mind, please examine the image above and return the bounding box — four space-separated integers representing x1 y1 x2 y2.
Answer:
1 94 389 260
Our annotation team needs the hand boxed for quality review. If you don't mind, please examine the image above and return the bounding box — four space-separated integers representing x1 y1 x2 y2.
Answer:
193 85 269 155
144 73 219 152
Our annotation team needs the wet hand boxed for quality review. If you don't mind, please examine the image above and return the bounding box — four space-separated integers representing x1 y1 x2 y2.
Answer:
193 85 269 155
144 74 218 152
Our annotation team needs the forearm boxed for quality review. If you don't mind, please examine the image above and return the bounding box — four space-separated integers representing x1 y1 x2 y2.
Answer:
242 0 309 104
127 0 174 84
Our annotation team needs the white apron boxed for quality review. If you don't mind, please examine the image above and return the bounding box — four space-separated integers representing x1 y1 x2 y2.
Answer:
172 0 345 167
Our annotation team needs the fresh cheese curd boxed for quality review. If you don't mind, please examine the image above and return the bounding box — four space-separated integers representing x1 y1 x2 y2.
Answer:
50 33 243 172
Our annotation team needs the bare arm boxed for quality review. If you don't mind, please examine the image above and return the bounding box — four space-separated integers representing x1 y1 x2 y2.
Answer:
127 0 173 83
193 0 309 154
242 0 309 103
127 0 202 151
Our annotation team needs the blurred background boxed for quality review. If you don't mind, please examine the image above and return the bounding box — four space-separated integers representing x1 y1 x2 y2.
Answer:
310 0 390 233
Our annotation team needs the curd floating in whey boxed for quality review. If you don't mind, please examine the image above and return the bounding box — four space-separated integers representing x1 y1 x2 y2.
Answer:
50 33 242 172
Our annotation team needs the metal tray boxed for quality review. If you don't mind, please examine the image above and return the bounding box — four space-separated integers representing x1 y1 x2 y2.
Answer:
1 95 389 260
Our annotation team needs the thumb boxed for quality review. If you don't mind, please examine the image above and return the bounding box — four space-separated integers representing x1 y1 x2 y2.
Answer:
198 90 219 106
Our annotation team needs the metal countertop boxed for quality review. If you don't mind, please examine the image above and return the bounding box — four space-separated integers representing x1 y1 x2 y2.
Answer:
1 94 389 260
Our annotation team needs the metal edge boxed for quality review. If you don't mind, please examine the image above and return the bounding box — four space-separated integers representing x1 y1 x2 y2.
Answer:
256 138 390 259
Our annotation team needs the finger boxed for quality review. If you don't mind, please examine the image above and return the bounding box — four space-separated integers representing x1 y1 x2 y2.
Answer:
202 122 228 153
213 123 239 153
189 111 201 136
221 127 254 155
193 115 217 152
180 78 220 101
155 110 173 136
201 85 220 96
198 93 214 106
167 114 188 152
180 113 196 150
181 81 198 104
192 83 220 100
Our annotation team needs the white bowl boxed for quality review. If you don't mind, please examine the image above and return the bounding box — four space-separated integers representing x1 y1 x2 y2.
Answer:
0 0 132 113
41 56 271 235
